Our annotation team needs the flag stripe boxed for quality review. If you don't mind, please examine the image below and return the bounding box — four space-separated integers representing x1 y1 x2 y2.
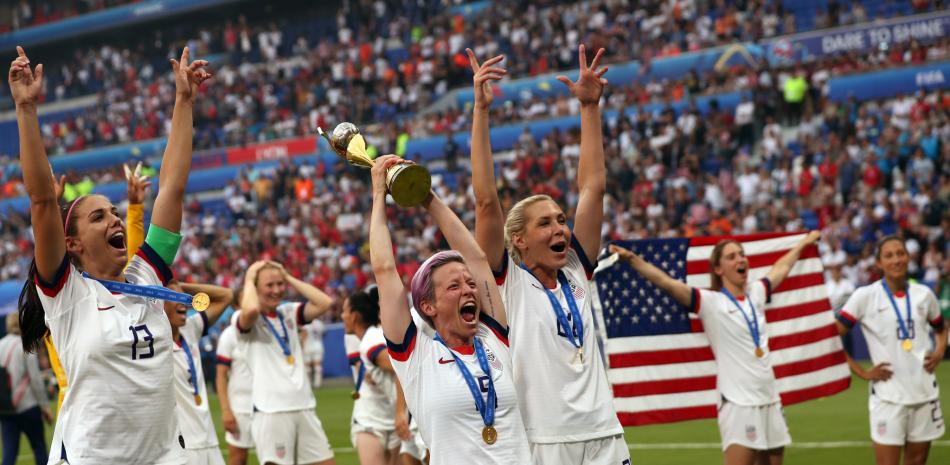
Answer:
780 377 852 406
612 375 718 397
687 232 803 248
768 313 837 342
772 351 848 379
614 390 717 412
618 405 719 427
769 323 839 350
767 297 832 323
609 346 715 369
607 361 718 384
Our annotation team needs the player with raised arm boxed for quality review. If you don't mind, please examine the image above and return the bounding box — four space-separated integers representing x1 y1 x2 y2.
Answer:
236 260 336 465
13 46 210 464
370 155 530 464
836 236 947 465
609 231 821 465
466 45 627 464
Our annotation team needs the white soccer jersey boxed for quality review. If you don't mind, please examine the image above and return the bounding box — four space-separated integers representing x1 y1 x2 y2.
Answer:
172 313 220 451
691 279 780 406
839 281 945 404
387 314 531 465
216 325 252 415
495 239 623 443
355 326 396 432
236 301 315 412
345 333 362 384
37 247 184 465
305 319 326 359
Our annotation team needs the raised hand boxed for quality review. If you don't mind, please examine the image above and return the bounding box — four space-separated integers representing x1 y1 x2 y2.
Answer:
169 47 212 104
124 162 152 204
50 164 66 201
371 155 410 198
8 46 44 108
466 48 506 110
608 243 640 265
556 44 608 106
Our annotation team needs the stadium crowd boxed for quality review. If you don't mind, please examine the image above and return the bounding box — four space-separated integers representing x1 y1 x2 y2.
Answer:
3 85 950 323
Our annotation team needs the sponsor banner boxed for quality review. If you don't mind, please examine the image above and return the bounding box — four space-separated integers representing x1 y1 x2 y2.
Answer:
224 137 318 165
827 61 950 102
766 10 950 63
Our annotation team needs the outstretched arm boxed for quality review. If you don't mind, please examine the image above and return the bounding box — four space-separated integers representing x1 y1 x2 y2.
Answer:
765 231 821 289
609 244 692 307
425 192 507 327
150 47 211 234
466 48 507 270
180 282 232 327
370 156 413 342
10 46 63 281
560 45 608 263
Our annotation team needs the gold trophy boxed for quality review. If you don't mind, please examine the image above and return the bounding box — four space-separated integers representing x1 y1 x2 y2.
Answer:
318 122 431 207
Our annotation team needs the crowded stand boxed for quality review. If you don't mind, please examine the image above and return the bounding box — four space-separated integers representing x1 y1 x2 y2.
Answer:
0 0 137 33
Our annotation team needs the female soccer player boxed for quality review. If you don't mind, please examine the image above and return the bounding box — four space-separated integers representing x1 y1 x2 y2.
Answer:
164 281 232 465
0 312 52 465
370 155 531 465
216 316 254 465
236 260 336 465
836 236 947 465
342 287 400 465
609 231 821 465
466 46 627 464
14 45 210 464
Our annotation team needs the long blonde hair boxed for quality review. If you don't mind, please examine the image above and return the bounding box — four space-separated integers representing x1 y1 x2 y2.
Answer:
504 194 556 263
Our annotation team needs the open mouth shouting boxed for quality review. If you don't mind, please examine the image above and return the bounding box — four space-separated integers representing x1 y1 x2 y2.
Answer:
460 302 478 325
107 230 127 252
550 239 568 255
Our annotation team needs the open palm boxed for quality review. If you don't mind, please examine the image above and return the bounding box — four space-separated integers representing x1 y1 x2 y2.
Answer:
557 45 608 106
8 46 43 107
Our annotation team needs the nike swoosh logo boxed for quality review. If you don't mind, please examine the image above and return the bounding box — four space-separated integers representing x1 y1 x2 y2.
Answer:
97 306 115 311
438 357 455 364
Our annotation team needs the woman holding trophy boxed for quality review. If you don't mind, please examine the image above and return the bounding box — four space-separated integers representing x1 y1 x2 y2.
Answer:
12 46 211 464
466 45 629 464
368 153 531 464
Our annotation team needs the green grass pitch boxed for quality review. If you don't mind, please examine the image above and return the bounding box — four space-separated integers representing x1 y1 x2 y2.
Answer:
12 363 950 464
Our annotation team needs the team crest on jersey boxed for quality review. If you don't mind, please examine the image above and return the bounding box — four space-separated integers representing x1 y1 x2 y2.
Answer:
877 420 887 436
568 279 585 300
745 424 757 441
485 347 502 371
276 444 286 459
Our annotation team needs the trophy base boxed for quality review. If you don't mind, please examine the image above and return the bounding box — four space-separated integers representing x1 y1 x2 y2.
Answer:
387 163 432 207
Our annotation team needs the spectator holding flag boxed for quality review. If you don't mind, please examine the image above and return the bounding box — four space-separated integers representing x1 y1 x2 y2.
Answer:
608 230 821 465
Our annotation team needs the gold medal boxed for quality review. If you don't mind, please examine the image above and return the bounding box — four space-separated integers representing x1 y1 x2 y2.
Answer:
754 347 765 358
194 394 202 406
577 348 584 364
287 355 295 365
482 425 497 445
351 391 360 400
191 292 210 311
901 339 913 351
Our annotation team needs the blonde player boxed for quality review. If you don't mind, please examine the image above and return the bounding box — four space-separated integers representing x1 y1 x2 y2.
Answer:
466 46 627 464
836 236 947 465
342 287 400 465
609 231 821 465
13 46 210 464
216 320 254 465
237 260 336 465
164 281 232 465
369 155 531 464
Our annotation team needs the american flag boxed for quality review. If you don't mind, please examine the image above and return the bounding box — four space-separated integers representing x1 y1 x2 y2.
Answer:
595 232 851 426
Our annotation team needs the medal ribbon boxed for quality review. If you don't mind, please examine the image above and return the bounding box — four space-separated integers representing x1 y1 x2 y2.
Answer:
262 313 292 357
519 265 583 350
179 336 200 399
354 362 366 393
721 288 761 350
434 335 495 429
881 280 913 341
81 272 199 308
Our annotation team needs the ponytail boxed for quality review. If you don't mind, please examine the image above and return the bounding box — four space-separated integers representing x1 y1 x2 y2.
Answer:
18 259 49 353
18 196 86 353
349 286 381 327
